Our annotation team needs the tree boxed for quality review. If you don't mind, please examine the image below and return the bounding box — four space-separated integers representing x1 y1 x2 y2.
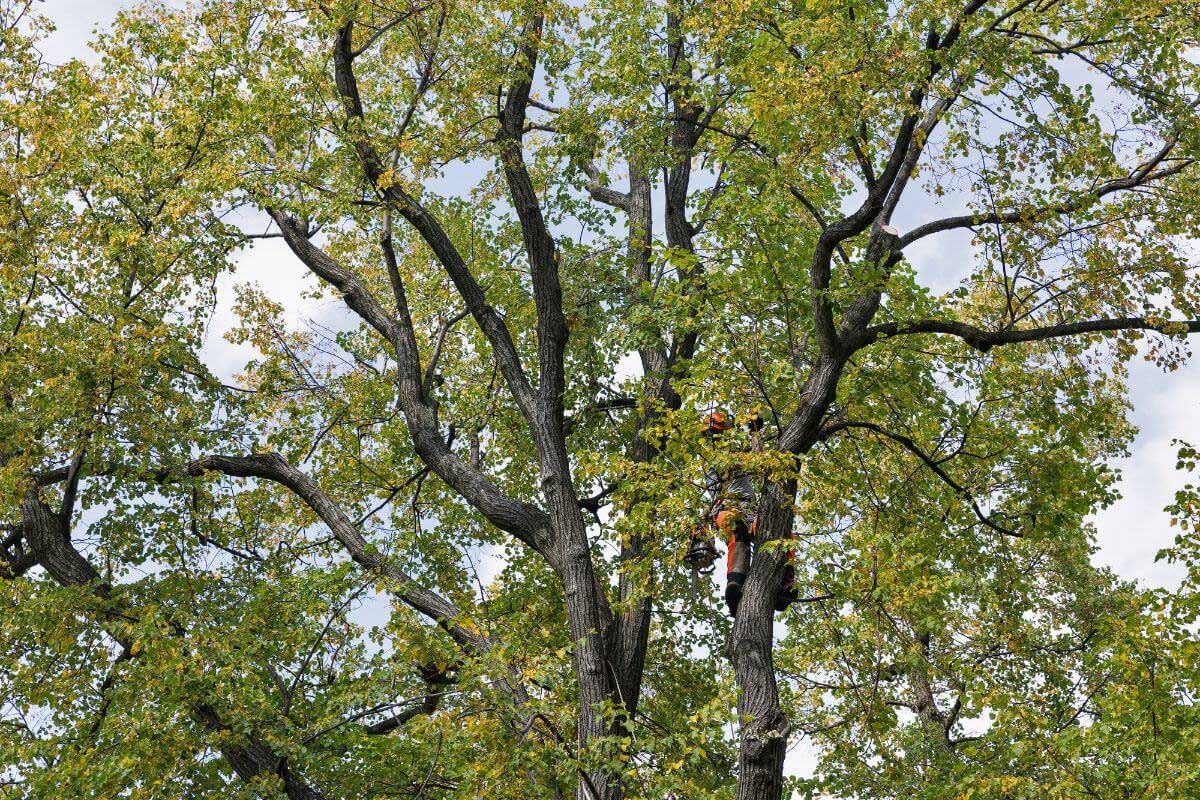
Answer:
3 0 1200 798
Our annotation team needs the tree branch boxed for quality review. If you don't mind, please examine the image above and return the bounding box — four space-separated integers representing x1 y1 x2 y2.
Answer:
496 13 569 410
850 315 1200 353
266 209 554 558
899 150 1195 248
817 421 1022 537
580 160 631 210
189 452 490 651
330 20 537 419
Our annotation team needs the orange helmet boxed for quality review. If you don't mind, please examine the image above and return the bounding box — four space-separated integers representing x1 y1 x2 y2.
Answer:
702 410 733 436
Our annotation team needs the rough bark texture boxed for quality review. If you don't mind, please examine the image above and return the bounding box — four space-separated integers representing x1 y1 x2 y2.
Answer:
729 481 796 800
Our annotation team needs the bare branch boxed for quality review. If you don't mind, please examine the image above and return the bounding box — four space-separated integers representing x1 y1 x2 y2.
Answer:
818 421 1023 537
851 315 1200 353
189 452 491 652
422 307 469 395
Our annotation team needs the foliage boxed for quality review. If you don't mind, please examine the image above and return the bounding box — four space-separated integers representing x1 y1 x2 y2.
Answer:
2 1 1200 799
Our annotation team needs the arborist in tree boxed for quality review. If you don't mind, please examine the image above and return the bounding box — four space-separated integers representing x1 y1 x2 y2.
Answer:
685 409 798 617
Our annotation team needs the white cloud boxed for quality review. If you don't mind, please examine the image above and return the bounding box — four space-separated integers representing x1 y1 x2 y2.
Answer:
1090 356 1200 588
38 0 172 64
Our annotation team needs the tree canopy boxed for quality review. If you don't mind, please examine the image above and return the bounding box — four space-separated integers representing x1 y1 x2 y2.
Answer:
3 1 1200 798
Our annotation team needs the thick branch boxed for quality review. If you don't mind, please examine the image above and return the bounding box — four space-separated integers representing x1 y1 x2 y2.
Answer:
809 1 988 354
189 452 489 652
267 209 554 557
330 21 536 418
497 13 569 411
581 160 631 210
851 316 1200 353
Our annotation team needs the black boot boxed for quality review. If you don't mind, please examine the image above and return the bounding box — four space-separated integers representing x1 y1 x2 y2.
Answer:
774 564 799 611
725 572 745 616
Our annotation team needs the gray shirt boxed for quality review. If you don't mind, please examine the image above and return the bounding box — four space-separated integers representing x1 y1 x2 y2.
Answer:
704 465 756 511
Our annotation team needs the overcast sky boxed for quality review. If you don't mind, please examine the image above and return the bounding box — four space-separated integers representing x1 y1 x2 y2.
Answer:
35 0 1200 595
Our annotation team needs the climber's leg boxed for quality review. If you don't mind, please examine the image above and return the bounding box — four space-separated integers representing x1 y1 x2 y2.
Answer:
720 509 752 617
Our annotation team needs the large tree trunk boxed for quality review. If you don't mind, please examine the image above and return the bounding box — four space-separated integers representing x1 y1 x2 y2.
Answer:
534 422 624 800
728 481 797 800
730 354 846 799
